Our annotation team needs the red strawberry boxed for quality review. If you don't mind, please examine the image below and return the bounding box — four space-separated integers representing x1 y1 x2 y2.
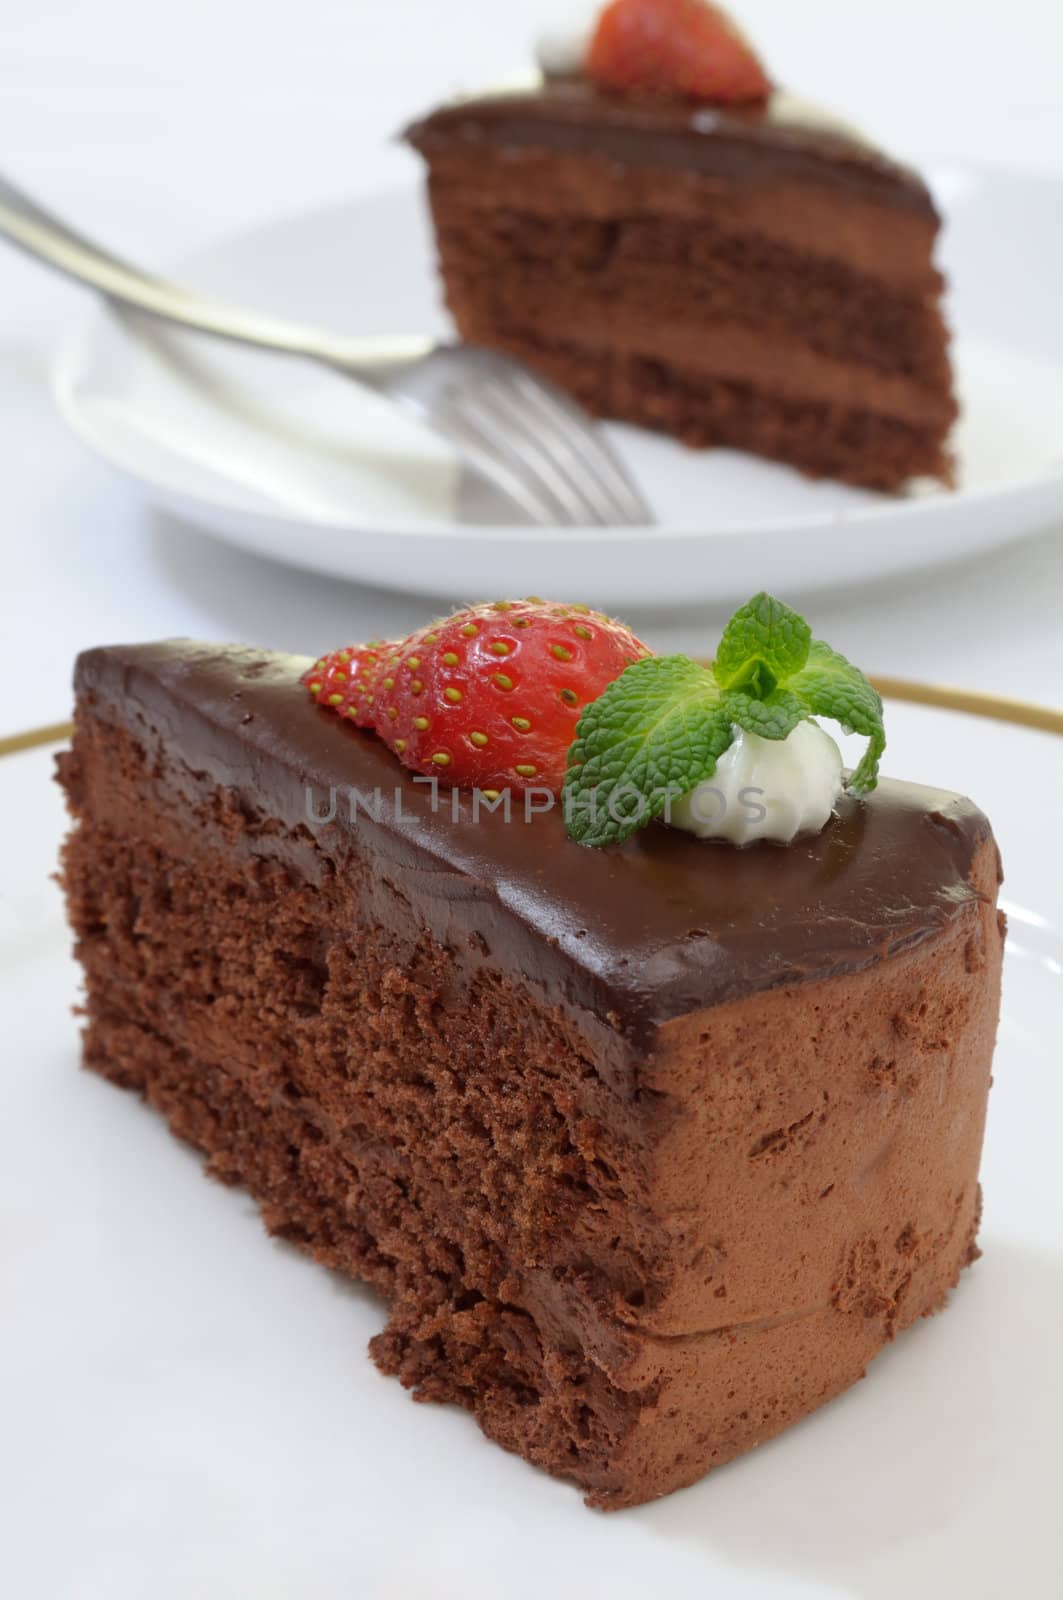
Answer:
302 642 392 727
370 600 651 794
587 0 772 104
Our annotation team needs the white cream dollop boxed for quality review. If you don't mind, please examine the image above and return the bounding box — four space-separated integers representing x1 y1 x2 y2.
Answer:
535 19 593 78
669 720 844 846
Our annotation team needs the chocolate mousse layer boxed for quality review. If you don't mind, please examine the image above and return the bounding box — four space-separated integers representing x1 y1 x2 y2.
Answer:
59 642 1004 1506
406 79 958 489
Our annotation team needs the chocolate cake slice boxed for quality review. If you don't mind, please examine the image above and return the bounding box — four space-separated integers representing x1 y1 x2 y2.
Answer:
59 641 1003 1508
406 79 958 490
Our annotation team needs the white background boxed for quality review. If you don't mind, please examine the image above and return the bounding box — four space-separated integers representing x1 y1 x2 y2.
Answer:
1 10 1062 1597
1 0 1061 732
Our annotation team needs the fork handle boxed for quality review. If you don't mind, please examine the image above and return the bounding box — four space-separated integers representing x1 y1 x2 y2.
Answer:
0 172 428 377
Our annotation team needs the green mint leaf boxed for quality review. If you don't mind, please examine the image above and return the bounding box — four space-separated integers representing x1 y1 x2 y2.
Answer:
789 640 886 794
723 687 807 742
714 592 813 693
564 656 735 848
561 594 887 850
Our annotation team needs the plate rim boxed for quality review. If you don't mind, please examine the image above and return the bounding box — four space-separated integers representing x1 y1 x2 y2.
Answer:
52 167 1063 546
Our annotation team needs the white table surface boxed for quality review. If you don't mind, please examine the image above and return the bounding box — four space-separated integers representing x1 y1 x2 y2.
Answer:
1 0 1062 738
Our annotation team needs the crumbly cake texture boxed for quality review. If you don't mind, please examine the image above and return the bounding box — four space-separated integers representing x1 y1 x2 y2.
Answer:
58 643 1004 1509
405 83 958 491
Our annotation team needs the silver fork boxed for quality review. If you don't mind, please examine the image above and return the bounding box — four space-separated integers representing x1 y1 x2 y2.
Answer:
0 174 652 528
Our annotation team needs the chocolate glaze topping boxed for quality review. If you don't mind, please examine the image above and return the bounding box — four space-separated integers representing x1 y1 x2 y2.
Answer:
77 642 992 1046
404 78 937 219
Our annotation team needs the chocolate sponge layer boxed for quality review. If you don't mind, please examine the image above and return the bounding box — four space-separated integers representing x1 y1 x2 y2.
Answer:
58 643 1004 1507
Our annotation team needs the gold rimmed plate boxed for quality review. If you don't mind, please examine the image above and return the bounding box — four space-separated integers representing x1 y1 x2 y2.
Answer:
3 685 1060 1597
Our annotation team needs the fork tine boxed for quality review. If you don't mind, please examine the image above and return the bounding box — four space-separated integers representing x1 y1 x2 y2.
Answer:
487 373 626 526
429 402 566 525
473 349 648 523
455 388 598 526
371 341 653 527
506 369 652 525
475 377 612 526
435 393 580 525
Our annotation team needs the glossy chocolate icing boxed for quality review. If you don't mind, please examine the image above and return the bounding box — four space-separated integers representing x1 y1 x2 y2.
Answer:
76 642 992 1045
404 77 936 219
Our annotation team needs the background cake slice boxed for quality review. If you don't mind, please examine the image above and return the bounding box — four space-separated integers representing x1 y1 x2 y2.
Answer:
59 636 1003 1508
405 3 958 491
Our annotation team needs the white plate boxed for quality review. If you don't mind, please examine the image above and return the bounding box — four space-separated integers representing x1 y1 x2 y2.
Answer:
55 164 1063 609
3 697 1062 1598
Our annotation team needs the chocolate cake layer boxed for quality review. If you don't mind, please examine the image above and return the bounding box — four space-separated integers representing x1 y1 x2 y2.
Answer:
459 338 952 488
59 642 1004 1506
406 81 958 489
442 211 952 382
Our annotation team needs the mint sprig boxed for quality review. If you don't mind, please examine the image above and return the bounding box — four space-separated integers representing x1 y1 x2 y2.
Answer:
787 640 885 795
714 592 813 691
563 593 885 848
565 657 734 848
